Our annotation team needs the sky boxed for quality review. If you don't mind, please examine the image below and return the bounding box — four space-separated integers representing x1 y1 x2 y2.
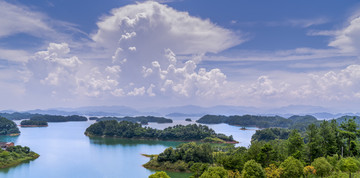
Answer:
1 0 360 111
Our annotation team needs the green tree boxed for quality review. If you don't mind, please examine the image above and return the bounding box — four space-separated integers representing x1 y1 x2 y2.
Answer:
339 118 360 156
241 160 266 178
280 156 303 178
257 143 275 167
287 130 304 159
190 163 209 178
330 120 344 155
149 171 170 178
319 120 337 156
311 157 332 177
305 123 321 163
337 157 360 178
200 167 228 178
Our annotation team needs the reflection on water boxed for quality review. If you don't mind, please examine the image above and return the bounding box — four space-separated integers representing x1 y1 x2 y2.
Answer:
0 160 32 174
89 136 183 147
0 135 19 143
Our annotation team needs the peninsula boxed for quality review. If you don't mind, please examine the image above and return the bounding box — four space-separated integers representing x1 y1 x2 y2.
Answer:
0 144 39 169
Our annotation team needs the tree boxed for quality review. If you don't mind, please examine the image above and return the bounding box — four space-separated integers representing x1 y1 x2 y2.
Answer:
190 163 209 178
339 118 359 156
199 167 228 178
241 160 266 178
305 124 321 163
257 143 275 167
149 171 170 178
287 130 304 159
303 166 316 178
265 164 282 178
319 120 337 156
280 156 304 178
311 157 332 177
337 157 360 178
228 170 241 178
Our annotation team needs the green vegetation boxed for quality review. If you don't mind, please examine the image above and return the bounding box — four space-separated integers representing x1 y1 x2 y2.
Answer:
89 116 173 124
85 120 235 143
241 160 266 178
30 115 87 122
0 112 35 120
0 145 39 168
20 120 48 126
144 117 360 177
0 117 20 135
148 171 170 178
251 128 291 142
196 114 321 130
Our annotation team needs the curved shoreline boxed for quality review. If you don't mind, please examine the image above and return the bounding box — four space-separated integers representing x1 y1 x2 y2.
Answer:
85 134 238 144
0 154 39 169
19 125 48 127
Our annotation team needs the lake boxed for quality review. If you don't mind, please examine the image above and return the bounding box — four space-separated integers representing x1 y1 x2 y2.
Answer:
0 118 257 178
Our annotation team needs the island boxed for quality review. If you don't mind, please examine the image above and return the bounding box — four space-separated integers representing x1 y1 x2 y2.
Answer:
0 112 35 120
185 118 192 122
84 120 236 143
30 115 87 122
0 117 20 136
196 114 320 130
20 120 48 127
0 144 39 168
89 116 173 124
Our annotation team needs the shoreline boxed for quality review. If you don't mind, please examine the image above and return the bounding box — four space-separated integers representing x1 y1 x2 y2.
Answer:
142 165 192 173
19 125 48 127
0 154 39 169
85 134 238 144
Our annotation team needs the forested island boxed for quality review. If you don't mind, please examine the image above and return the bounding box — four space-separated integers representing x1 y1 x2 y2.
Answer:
145 118 360 178
20 120 48 127
0 112 35 120
85 120 236 143
197 114 327 131
30 115 87 122
0 145 39 168
89 116 173 124
0 117 20 135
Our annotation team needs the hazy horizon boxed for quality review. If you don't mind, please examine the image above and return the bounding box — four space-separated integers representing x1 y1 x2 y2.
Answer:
1 0 360 112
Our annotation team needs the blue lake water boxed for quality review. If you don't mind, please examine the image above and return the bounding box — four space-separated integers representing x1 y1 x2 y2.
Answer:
0 118 257 178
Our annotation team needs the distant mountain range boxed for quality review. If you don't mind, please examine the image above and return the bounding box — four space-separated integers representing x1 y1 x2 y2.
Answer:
1 105 359 119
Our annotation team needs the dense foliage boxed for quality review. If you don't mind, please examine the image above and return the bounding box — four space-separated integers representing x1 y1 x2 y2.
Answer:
0 112 35 120
196 114 321 129
85 120 235 143
0 145 39 168
148 171 170 178
89 116 172 124
144 117 360 177
0 117 20 135
251 128 291 142
20 120 48 126
30 115 87 122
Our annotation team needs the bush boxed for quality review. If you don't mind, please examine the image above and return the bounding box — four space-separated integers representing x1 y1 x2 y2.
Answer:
280 156 303 178
311 157 332 177
241 160 266 178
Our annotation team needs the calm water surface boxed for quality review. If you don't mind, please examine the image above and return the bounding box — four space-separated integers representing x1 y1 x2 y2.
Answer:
0 118 257 178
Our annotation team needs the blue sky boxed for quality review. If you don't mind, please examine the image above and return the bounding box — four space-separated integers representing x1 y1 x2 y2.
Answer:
1 0 360 112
